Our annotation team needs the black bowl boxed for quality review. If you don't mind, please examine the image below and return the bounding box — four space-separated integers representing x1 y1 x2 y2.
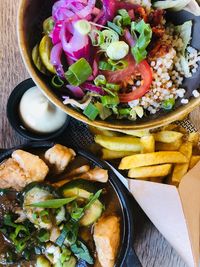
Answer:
7 78 70 141
0 141 141 267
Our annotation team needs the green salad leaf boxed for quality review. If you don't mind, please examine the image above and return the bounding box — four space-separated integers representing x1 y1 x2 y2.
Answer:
71 241 94 264
153 0 191 11
175 21 193 77
175 21 192 54
184 0 200 16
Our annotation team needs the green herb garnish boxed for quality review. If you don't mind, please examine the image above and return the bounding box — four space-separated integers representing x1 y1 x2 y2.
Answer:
83 103 99 120
29 197 77 209
131 20 152 63
65 58 92 86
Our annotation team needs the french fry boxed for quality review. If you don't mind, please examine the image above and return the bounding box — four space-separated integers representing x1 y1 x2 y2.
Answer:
95 135 141 152
187 132 199 146
116 129 150 137
155 138 182 151
189 155 200 170
128 164 172 178
119 151 188 170
102 149 134 160
153 131 183 143
140 135 155 153
171 141 193 186
89 126 118 137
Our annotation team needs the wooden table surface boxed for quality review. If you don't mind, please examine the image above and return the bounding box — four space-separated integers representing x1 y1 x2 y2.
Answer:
0 1 199 266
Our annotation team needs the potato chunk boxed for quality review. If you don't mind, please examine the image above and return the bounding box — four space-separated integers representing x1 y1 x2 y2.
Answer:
94 216 120 267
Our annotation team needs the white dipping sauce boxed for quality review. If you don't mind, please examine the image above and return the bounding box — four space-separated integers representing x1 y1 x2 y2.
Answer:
19 86 67 134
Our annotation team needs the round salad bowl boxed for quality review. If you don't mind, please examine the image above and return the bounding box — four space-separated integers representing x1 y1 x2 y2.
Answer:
17 0 200 131
0 141 141 266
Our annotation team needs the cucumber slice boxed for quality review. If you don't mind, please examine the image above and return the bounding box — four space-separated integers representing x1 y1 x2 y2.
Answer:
59 179 103 226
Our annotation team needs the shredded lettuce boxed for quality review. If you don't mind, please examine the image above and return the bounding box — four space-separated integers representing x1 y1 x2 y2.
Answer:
175 21 193 77
153 0 200 16
184 0 200 16
175 21 192 54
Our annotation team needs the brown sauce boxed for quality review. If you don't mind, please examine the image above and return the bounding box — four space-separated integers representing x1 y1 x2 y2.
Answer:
0 151 123 266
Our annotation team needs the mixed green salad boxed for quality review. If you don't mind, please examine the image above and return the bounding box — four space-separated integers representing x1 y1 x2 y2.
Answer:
32 0 200 121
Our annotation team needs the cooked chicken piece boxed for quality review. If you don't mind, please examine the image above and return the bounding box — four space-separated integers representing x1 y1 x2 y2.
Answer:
45 144 76 173
79 167 108 183
52 166 108 187
94 216 120 267
0 157 46 191
67 165 90 177
12 150 49 181
52 165 90 187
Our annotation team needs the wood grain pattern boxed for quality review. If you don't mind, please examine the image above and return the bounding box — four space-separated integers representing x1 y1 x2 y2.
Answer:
0 0 198 266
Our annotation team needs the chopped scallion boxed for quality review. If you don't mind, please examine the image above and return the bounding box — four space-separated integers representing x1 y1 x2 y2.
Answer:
101 95 119 107
56 225 68 247
162 98 175 110
107 59 128 70
119 108 131 115
100 29 119 50
131 20 152 63
83 103 99 120
65 58 92 86
74 20 91 35
106 83 120 91
102 87 116 97
99 61 115 71
94 75 107 86
113 15 123 27
89 30 104 46
29 197 77 209
118 9 131 26
107 21 124 36
51 75 64 88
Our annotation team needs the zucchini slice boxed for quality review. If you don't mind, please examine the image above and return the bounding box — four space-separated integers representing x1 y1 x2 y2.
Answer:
59 179 96 199
80 199 103 227
59 179 103 226
23 183 56 229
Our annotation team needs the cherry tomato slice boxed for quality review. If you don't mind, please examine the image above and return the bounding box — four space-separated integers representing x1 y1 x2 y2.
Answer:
102 55 152 103
119 60 153 103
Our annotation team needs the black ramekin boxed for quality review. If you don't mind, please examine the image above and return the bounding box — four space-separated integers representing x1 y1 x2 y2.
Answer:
7 78 70 141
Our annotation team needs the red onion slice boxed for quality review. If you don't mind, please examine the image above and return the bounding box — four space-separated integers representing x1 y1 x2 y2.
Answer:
124 28 136 47
82 82 106 95
50 42 65 77
66 85 85 99
76 0 96 18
